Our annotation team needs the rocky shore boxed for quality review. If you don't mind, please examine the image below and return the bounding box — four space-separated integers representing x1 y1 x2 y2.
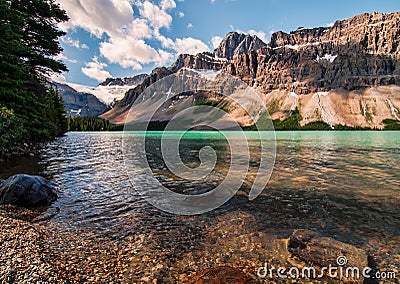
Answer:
0 208 59 283
1 205 398 283
0 205 136 283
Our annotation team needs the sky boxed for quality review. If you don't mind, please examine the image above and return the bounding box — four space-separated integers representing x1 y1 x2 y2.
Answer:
53 0 400 86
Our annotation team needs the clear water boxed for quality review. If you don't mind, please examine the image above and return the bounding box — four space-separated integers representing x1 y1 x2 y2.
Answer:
1 131 399 276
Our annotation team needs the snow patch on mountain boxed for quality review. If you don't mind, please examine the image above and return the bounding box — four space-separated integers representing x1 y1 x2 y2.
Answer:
316 54 338 63
67 83 134 104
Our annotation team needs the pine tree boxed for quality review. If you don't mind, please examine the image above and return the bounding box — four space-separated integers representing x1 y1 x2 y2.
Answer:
0 0 69 154
9 0 68 78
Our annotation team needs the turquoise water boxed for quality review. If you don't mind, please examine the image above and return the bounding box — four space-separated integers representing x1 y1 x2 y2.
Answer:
1 131 399 276
2 130 398 236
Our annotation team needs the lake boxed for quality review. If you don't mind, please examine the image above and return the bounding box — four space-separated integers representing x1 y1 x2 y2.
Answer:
1 131 399 281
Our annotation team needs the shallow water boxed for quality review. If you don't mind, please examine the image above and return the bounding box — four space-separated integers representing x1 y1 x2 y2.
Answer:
2 131 399 237
1 131 399 279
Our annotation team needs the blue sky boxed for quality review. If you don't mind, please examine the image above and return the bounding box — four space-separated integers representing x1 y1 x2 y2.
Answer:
54 0 399 86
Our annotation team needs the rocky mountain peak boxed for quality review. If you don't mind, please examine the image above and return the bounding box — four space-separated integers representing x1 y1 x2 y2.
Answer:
214 32 266 60
99 74 148 87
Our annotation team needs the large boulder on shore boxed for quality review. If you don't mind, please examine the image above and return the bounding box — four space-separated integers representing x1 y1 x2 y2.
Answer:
0 174 57 207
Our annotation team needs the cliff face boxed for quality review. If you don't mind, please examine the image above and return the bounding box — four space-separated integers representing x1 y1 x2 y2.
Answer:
269 12 400 54
101 12 400 128
226 12 400 94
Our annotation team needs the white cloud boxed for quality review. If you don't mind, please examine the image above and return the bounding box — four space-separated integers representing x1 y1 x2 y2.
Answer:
127 18 153 39
57 0 134 38
100 37 173 69
82 57 112 82
156 31 209 55
61 36 89 49
138 1 172 29
160 0 176 11
327 22 334 27
229 24 267 43
246 29 267 42
57 0 210 73
211 36 223 49
173 37 210 55
234 28 267 43
54 53 78 64
211 0 216 3
155 31 175 48
177 11 185 18
58 0 169 71
187 23 193 29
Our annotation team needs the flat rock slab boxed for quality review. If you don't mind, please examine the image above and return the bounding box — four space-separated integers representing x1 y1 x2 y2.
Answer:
0 174 57 207
188 266 254 284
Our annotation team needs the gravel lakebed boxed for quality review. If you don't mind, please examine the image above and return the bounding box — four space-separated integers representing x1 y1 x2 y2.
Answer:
1 204 399 283
0 205 278 283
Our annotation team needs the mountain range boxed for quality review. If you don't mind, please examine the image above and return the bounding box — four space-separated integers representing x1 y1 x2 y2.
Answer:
55 74 147 117
71 12 400 128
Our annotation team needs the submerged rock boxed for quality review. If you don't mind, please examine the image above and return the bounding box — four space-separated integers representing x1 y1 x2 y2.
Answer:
288 229 368 282
0 174 57 207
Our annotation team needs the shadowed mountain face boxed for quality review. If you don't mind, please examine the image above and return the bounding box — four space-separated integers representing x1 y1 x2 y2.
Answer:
101 12 400 129
54 83 110 117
